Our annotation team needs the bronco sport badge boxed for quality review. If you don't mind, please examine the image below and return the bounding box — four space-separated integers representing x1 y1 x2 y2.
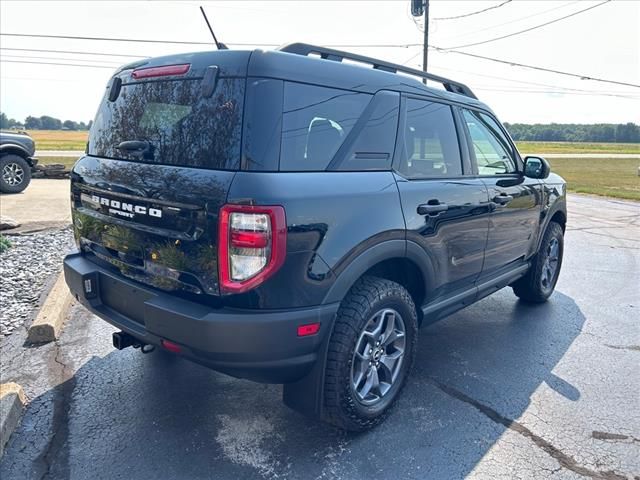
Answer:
88 194 162 219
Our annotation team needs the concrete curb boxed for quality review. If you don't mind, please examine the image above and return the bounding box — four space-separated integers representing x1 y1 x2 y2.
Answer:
0 383 27 458
27 270 72 343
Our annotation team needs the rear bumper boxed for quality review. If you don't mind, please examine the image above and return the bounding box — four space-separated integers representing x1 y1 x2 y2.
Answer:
64 253 338 383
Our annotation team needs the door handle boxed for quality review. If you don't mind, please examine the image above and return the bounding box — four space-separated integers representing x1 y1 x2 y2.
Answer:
417 202 448 216
492 194 513 205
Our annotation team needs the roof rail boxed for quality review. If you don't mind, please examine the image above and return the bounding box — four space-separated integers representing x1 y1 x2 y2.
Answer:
278 43 477 99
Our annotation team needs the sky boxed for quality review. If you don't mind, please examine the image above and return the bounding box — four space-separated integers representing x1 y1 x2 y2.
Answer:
1 0 639 125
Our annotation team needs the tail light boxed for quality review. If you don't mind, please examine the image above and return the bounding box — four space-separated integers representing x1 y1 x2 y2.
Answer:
218 204 286 294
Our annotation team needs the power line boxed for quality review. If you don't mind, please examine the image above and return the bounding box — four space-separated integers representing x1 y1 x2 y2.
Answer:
0 75 87 83
437 1 581 43
443 0 612 49
0 32 214 46
3 31 636 89
0 59 115 70
429 63 639 96
0 47 148 59
473 86 640 99
433 0 513 21
435 48 640 88
402 53 640 97
4 63 633 100
0 33 420 49
0 54 122 65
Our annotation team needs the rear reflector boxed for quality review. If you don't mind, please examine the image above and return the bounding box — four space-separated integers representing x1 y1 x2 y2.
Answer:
297 323 321 337
230 230 269 249
132 63 190 79
161 339 182 353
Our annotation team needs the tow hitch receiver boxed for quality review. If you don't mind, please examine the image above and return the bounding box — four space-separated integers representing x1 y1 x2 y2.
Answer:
112 331 139 350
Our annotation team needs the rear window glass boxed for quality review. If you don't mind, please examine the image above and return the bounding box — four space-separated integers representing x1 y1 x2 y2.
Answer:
89 77 244 170
280 83 370 171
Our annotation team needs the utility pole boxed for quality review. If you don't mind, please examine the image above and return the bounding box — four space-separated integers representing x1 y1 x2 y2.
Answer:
412 0 430 83
422 0 429 82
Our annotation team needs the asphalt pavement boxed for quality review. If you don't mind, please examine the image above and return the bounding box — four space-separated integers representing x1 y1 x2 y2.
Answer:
1 194 638 480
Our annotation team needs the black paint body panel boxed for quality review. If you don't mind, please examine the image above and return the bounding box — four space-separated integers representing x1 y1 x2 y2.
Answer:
65 46 567 388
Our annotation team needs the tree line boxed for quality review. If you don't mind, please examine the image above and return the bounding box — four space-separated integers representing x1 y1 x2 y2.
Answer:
1 112 92 131
504 122 639 143
2 111 638 143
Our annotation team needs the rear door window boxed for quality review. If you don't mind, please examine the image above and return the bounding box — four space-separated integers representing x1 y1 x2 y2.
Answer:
398 98 463 178
89 77 244 170
280 83 370 171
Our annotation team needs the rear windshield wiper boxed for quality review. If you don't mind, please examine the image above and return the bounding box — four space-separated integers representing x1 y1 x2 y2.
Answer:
116 140 155 160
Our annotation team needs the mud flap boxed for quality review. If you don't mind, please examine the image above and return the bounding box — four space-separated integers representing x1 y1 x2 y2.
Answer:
282 315 334 419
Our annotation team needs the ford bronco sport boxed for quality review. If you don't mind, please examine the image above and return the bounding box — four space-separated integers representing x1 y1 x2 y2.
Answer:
64 44 567 431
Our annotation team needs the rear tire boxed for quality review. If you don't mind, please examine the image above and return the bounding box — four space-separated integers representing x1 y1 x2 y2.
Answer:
0 155 32 193
322 276 418 431
512 221 564 303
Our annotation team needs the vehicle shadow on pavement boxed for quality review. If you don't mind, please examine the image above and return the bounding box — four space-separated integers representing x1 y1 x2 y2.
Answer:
1 289 585 480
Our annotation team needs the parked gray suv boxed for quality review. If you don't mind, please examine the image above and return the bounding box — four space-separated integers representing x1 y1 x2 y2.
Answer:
0 131 37 193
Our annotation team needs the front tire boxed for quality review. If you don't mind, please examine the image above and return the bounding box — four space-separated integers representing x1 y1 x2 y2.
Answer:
512 221 564 303
323 276 418 431
0 155 32 193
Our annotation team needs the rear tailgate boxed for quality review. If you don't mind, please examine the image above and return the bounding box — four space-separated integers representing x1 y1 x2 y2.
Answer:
71 51 248 296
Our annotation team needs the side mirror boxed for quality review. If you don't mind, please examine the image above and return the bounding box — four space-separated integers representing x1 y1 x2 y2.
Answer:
523 156 551 179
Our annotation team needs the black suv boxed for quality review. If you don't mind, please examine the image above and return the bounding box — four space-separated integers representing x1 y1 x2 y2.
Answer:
64 44 566 431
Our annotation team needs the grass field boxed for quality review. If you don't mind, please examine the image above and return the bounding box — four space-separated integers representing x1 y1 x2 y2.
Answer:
31 131 639 200
549 157 639 200
28 130 640 154
39 156 638 200
28 131 640 155
516 141 640 154
28 130 88 151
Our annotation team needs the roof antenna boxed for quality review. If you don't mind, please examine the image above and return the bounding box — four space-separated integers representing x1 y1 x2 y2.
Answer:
199 5 228 50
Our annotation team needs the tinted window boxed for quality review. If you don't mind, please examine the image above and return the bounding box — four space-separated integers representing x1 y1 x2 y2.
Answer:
337 91 399 171
398 99 462 178
462 109 516 175
242 78 283 171
90 77 244 170
280 83 370 171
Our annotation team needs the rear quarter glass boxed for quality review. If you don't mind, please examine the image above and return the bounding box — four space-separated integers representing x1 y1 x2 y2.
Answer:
89 77 244 170
243 82 399 172
279 82 371 171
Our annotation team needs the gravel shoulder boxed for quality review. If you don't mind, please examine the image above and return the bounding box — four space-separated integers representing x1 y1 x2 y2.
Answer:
0 228 74 338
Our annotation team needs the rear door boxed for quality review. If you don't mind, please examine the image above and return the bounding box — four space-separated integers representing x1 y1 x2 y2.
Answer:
72 56 246 297
459 108 543 276
394 96 491 304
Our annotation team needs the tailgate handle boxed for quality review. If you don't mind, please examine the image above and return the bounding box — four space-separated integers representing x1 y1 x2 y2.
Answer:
116 141 154 160
116 140 149 152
